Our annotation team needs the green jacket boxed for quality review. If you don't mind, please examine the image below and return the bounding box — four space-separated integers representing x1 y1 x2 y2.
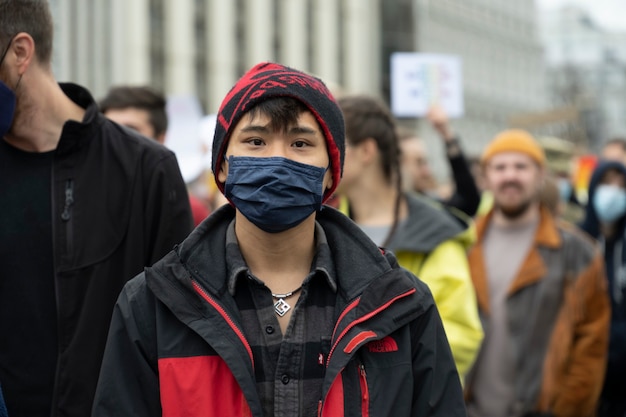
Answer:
340 193 483 379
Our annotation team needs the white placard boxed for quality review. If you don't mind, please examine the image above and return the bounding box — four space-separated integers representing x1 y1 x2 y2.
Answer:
165 95 205 183
391 52 464 118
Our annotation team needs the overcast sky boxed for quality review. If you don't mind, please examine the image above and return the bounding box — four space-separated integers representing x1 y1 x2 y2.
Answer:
536 0 626 32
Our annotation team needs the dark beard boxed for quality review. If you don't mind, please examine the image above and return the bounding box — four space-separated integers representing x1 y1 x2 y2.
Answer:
498 199 532 219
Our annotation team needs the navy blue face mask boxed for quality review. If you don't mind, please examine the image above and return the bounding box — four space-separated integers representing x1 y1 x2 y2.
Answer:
0 36 16 138
0 80 16 138
224 156 327 233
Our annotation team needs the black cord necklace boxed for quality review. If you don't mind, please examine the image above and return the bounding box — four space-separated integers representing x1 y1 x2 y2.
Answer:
272 285 303 317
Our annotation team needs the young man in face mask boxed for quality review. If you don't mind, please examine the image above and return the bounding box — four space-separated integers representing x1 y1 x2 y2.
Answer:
465 129 610 417
92 62 466 417
0 1 193 416
579 161 626 417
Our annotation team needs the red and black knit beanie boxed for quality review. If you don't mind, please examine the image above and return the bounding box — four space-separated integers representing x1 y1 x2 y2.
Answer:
211 62 345 202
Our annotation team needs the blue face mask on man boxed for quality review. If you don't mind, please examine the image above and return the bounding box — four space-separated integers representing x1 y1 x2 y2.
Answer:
224 156 327 233
0 36 17 138
593 184 626 223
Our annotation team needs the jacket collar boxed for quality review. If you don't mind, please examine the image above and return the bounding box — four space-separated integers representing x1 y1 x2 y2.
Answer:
471 204 561 314
148 204 399 307
55 83 105 156
340 193 471 253
225 220 338 296
388 193 469 252
475 204 561 249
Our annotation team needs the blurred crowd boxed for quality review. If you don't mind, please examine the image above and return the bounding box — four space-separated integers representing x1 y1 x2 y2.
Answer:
91 85 626 417
2 1 626 417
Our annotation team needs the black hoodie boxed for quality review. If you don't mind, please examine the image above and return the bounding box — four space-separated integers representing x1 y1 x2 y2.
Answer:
579 160 626 401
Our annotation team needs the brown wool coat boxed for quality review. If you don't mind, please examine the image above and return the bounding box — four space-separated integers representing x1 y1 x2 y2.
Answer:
466 206 611 417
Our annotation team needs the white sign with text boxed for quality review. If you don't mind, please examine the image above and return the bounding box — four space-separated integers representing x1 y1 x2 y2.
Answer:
391 52 464 118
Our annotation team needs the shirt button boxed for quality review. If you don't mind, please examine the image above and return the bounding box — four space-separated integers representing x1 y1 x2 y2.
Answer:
265 325 275 334
281 374 290 384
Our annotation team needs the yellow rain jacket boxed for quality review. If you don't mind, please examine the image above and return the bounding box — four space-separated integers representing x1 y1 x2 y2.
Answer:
340 193 483 379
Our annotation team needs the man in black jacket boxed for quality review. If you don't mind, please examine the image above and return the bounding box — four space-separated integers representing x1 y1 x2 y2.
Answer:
0 1 194 416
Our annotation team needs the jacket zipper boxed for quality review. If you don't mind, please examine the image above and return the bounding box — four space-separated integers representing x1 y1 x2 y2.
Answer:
319 287 417 415
359 363 369 417
327 297 361 367
327 287 417 367
50 167 62 411
191 280 255 367
60 179 74 254
51 179 74 410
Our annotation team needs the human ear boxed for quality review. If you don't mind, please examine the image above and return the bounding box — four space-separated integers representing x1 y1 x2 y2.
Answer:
361 137 379 164
323 168 333 191
155 132 166 145
217 158 228 183
11 33 36 75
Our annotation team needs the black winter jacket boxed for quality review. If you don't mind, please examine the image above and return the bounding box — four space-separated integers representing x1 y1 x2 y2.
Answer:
579 160 626 403
93 205 466 417
29 84 193 416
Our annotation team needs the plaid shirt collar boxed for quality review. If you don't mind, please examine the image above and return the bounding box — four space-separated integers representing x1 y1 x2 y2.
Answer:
226 220 337 296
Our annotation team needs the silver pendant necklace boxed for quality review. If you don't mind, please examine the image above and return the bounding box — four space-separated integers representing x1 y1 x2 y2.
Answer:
272 285 303 317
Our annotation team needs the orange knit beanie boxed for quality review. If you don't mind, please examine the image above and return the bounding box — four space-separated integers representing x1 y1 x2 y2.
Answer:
481 129 545 166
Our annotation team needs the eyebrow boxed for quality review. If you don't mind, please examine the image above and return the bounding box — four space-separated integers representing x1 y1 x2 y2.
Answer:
239 124 271 134
238 124 318 135
288 126 318 135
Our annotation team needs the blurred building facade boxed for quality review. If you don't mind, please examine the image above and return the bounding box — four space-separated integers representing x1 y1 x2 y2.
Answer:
48 0 549 181
541 5 626 152
49 0 382 113
396 0 550 178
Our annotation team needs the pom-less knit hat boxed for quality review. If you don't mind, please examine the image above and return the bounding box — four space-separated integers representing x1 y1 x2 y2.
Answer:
481 129 546 167
212 62 345 201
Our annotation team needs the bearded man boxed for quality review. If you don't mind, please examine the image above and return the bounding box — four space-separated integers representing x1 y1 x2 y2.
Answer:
464 129 610 417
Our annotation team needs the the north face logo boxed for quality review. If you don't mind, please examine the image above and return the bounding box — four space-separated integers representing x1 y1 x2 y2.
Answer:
367 336 398 353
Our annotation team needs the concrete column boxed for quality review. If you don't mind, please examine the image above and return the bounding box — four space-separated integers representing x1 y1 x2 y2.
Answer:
52 0 72 81
125 0 151 85
165 0 196 94
75 0 90 85
312 0 340 89
207 0 238 113
279 0 307 70
368 0 381 94
244 0 274 69
110 0 127 85
91 0 107 96
343 0 379 93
